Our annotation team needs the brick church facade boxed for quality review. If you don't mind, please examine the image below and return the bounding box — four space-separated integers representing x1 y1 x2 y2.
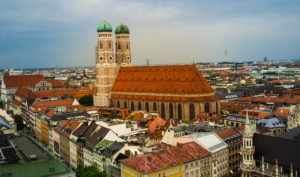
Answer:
94 21 219 120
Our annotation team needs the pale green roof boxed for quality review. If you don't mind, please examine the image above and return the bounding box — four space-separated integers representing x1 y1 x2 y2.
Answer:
97 21 113 32
115 24 130 34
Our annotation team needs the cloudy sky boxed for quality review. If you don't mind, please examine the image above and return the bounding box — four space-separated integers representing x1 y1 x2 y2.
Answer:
0 0 300 69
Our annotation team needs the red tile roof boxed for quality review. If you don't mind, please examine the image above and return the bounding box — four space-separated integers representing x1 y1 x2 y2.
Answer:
47 79 65 88
238 96 300 105
12 100 22 106
148 117 166 134
15 87 35 98
111 65 216 102
32 87 95 99
121 142 210 174
216 128 241 140
274 108 291 118
238 110 272 119
220 102 255 113
3 75 45 88
30 98 75 113
195 112 222 124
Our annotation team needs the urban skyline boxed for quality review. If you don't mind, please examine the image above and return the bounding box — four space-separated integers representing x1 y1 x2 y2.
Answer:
0 0 300 69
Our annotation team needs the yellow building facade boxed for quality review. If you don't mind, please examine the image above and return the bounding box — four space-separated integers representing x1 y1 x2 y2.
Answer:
121 164 184 177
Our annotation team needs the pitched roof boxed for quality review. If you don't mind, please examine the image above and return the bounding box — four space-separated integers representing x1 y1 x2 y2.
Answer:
15 87 35 99
47 79 65 88
3 75 45 88
30 98 75 113
148 117 166 134
120 142 210 174
87 127 110 147
111 65 216 102
32 87 95 99
216 128 241 140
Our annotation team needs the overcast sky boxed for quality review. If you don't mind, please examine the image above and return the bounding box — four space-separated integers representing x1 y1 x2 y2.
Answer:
0 0 300 69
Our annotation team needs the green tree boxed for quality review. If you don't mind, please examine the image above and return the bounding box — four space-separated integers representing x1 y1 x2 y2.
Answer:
79 95 94 106
76 163 107 177
14 114 24 131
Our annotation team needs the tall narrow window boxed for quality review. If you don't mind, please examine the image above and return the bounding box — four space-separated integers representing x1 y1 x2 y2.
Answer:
169 103 173 118
189 103 195 120
205 103 210 112
100 42 103 49
124 101 127 108
117 101 120 108
138 102 142 110
178 104 182 120
161 103 165 118
131 101 134 111
109 42 111 49
145 102 149 112
126 44 129 49
118 44 121 50
153 102 157 112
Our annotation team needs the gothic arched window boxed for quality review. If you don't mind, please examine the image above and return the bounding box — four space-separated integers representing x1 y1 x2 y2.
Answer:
153 102 157 112
161 103 165 118
117 101 120 108
145 102 149 112
100 42 103 49
205 103 210 113
131 101 134 111
178 104 182 120
169 103 173 118
118 44 121 50
189 103 195 120
124 101 127 108
138 102 142 110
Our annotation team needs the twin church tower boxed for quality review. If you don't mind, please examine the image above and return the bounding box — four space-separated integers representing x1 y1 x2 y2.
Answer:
94 21 132 106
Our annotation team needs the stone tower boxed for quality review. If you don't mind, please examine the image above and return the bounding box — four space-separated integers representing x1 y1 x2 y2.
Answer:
94 21 119 107
115 24 132 66
241 111 255 177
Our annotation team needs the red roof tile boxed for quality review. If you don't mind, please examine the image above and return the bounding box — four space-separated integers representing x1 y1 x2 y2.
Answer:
30 98 75 113
15 87 35 98
47 79 65 88
3 75 45 88
216 128 241 139
111 65 216 102
32 87 95 99
121 142 210 174
148 117 166 134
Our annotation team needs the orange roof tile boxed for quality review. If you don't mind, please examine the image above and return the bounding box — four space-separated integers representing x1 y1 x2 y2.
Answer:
30 98 75 113
274 108 290 118
111 65 216 102
216 128 241 139
47 79 65 88
3 75 45 88
148 117 166 133
121 142 210 174
15 87 35 98
32 87 95 99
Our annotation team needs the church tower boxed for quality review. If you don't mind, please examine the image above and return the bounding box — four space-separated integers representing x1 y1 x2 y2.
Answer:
115 24 132 66
241 111 256 177
94 21 118 107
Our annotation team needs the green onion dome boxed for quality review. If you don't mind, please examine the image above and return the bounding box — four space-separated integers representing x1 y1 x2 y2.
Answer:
97 21 113 32
115 24 130 34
